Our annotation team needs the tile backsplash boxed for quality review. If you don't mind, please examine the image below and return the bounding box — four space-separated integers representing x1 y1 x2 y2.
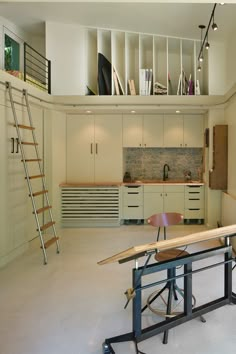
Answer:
123 148 203 181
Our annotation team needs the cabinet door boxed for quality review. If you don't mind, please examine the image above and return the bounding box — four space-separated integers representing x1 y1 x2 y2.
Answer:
143 115 163 147
163 192 184 214
163 115 183 147
184 115 203 147
94 115 122 182
66 115 94 183
144 193 163 218
123 115 143 147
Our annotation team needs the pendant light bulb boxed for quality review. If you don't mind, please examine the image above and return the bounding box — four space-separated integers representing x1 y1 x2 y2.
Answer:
205 41 210 50
212 22 218 31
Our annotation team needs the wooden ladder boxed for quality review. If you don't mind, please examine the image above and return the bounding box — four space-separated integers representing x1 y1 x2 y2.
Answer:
6 81 60 264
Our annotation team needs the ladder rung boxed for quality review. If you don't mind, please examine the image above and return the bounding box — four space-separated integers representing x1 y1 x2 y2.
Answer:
38 221 55 231
35 206 52 214
32 190 48 197
14 124 35 130
26 174 45 179
21 141 38 145
41 237 59 249
22 159 42 162
13 100 27 107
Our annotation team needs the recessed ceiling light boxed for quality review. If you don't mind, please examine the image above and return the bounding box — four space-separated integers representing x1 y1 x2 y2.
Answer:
86 110 92 113
176 110 181 114
131 110 136 114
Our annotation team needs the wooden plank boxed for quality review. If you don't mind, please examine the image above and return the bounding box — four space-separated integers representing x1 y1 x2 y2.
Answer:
15 124 35 130
41 237 59 249
39 221 55 231
97 224 236 265
32 190 48 197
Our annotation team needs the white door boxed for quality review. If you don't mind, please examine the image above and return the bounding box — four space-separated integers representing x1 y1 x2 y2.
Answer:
163 115 183 147
183 115 204 147
143 115 164 147
66 115 94 183
94 115 122 182
123 114 143 147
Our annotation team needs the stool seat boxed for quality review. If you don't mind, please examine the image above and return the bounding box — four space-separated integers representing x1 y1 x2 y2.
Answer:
155 248 189 262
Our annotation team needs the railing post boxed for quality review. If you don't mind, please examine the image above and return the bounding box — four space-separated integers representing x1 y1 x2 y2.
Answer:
23 42 26 82
48 60 51 94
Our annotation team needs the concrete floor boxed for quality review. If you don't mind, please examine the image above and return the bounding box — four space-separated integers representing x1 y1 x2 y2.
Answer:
0 224 235 354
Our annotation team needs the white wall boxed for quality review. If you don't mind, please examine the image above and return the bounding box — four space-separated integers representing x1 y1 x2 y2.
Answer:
225 31 236 93
0 15 31 71
45 22 86 95
208 41 226 95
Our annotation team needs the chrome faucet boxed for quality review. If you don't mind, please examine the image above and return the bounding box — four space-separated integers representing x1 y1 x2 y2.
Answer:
163 164 170 181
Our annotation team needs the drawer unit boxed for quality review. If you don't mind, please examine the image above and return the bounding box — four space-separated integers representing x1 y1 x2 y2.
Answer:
184 185 205 223
122 185 143 220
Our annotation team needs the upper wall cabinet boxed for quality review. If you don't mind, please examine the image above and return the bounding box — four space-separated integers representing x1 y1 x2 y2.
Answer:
163 114 204 148
85 27 207 96
123 114 164 147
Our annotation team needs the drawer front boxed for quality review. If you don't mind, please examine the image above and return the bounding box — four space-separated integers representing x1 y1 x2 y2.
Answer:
123 192 143 205
144 185 163 193
184 209 204 219
164 185 185 193
123 185 143 205
185 197 204 209
185 185 204 198
123 206 143 219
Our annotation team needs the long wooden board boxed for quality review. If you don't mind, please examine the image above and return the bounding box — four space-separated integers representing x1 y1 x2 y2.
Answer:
98 224 236 265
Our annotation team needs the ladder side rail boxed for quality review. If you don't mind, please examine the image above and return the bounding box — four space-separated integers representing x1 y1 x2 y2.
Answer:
6 82 48 263
23 89 60 252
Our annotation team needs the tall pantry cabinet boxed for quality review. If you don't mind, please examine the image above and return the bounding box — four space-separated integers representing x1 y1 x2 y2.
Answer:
66 114 123 183
0 86 44 266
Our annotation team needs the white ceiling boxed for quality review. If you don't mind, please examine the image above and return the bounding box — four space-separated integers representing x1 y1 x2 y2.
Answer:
1 1 236 43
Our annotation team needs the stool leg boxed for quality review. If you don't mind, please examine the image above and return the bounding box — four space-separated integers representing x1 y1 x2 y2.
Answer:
142 283 168 313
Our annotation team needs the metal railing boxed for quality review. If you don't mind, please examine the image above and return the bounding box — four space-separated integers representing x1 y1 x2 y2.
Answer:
23 42 51 94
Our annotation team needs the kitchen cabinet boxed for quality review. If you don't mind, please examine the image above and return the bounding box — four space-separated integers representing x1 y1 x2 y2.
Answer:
122 185 143 220
0 98 44 266
66 114 122 183
184 185 205 222
143 185 184 219
123 114 163 147
164 114 203 148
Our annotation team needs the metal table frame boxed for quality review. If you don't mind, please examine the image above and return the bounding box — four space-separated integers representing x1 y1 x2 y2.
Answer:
102 236 236 354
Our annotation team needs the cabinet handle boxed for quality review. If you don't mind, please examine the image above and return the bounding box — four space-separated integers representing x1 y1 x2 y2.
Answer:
11 137 15 153
160 193 162 196
144 143 146 147
16 138 19 153
180 143 183 147
90 143 93 154
96 143 98 154
139 143 142 147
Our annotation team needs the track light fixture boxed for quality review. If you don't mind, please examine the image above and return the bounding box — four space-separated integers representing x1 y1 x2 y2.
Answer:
197 3 218 63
